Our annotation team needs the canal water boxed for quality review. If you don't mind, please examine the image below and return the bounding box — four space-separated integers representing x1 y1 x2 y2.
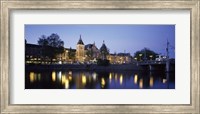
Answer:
25 70 175 89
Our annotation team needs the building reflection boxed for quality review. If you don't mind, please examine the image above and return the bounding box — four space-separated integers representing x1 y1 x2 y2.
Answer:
26 70 175 89
119 74 123 85
81 74 87 86
134 74 138 84
101 77 106 88
139 79 143 88
109 72 112 83
52 71 56 82
92 72 97 81
149 76 154 87
29 72 35 83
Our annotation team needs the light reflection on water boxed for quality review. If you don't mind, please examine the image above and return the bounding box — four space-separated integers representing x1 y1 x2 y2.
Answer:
26 70 175 89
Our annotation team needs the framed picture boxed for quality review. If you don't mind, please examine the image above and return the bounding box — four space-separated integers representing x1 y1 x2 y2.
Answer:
1 0 199 113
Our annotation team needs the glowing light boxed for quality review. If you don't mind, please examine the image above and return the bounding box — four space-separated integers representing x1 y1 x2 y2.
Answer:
109 73 112 83
115 74 118 81
139 79 143 88
29 72 35 83
69 71 72 75
38 73 41 81
52 71 56 82
82 75 87 85
101 78 106 88
150 76 154 87
65 79 69 89
163 79 167 83
134 74 138 84
109 73 112 79
120 74 123 85
61 75 66 84
69 76 72 81
58 71 62 81
92 72 97 80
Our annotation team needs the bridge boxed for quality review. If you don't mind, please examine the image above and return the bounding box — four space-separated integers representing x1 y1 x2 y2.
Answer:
137 60 175 72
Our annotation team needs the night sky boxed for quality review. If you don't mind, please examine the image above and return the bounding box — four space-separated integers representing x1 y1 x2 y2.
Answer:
25 25 175 58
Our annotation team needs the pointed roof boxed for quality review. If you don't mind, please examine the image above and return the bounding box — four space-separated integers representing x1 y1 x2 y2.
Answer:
100 40 108 51
77 35 84 45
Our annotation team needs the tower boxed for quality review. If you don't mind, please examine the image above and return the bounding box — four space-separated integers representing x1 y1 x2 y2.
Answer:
76 35 85 62
100 40 109 60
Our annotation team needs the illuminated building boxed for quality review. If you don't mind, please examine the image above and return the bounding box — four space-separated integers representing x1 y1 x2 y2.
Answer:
76 35 85 63
25 35 133 64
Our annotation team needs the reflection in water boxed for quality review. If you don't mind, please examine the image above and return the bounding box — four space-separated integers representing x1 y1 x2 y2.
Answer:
139 79 143 88
58 71 62 81
25 70 175 89
29 72 35 83
52 71 56 82
101 78 106 88
69 71 72 75
82 74 87 85
163 79 167 83
92 72 97 81
65 79 69 89
69 75 72 81
150 76 154 87
38 73 41 81
134 74 138 84
61 75 66 84
115 74 118 81
120 74 123 85
109 73 112 83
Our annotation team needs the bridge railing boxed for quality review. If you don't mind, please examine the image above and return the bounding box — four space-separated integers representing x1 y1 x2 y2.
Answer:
137 60 167 65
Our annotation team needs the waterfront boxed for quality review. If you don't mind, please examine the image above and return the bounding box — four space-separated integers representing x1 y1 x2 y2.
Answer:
25 69 175 89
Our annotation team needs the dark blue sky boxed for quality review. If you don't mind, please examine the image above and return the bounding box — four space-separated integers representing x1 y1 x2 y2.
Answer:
25 25 175 58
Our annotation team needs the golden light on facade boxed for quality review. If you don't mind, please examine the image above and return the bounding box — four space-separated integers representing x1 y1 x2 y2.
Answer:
101 78 106 88
120 74 123 85
52 71 56 82
29 72 35 83
150 76 154 87
134 74 138 84
139 79 143 88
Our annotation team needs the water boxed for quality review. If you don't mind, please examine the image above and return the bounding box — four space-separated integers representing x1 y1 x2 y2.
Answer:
25 69 175 89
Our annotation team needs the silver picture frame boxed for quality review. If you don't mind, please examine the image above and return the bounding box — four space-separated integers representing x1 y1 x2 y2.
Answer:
1 0 199 113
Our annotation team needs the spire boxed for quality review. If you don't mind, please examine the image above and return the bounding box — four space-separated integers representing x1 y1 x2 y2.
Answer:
77 35 84 45
100 40 107 52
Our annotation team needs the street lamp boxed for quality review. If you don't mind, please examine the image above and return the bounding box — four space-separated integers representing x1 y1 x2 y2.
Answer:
139 54 142 61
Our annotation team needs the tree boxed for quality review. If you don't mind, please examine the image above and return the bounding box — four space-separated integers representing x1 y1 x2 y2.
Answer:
38 33 64 63
134 48 158 61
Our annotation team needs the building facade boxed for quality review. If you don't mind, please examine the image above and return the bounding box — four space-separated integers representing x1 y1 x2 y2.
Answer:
76 35 85 63
25 35 133 64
